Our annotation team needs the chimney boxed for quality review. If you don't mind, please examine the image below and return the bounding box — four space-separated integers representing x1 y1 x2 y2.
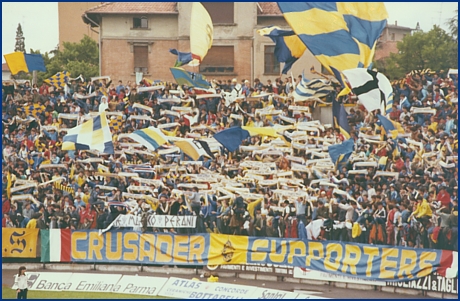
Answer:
395 20 397 26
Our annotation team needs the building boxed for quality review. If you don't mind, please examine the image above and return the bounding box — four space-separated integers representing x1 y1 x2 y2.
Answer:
2 63 11 81
374 21 414 62
58 2 101 48
82 2 320 84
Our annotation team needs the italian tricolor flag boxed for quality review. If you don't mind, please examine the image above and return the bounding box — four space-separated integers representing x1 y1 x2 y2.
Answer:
41 229 71 262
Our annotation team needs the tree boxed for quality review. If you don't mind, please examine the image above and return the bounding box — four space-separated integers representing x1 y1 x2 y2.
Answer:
14 23 25 53
374 25 458 79
446 9 458 42
32 35 99 84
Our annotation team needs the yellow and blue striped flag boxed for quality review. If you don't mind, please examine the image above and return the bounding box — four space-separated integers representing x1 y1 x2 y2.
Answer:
128 127 169 151
277 2 388 73
3 52 46 75
293 73 334 100
385 93 394 115
377 114 404 140
257 26 306 74
44 71 70 89
62 112 114 154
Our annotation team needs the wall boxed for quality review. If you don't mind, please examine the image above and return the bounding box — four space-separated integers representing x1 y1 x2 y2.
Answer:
99 14 179 82
59 2 99 48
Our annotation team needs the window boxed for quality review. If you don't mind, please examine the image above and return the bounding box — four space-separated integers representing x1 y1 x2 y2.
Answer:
199 46 234 74
133 17 148 29
134 45 148 73
201 2 234 24
264 45 280 74
391 33 395 41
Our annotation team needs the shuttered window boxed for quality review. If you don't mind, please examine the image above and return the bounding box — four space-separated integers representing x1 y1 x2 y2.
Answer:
134 45 148 73
201 2 234 24
264 45 280 74
199 46 234 74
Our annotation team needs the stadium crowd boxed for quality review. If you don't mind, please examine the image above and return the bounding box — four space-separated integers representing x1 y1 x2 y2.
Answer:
1 69 458 252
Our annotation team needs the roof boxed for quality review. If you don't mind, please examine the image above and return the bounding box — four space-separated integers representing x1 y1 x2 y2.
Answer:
2 63 10 72
386 24 413 31
257 2 282 16
85 2 177 14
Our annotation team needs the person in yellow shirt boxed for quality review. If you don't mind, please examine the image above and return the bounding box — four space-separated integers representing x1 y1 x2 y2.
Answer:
427 116 438 133
409 196 432 227
82 190 90 204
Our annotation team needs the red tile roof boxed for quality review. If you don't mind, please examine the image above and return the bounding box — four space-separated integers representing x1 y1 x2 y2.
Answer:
2 63 10 72
86 2 178 14
258 2 282 16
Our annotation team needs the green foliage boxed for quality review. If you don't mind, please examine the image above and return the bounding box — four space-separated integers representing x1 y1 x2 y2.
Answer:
446 9 458 42
32 35 99 84
374 26 458 79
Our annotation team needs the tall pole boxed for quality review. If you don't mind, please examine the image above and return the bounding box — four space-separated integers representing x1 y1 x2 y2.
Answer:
32 70 38 86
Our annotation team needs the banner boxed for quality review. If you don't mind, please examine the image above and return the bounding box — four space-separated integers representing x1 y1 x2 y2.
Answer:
2 228 39 258
293 267 385 286
104 214 197 232
158 277 253 299
386 272 458 294
206 263 294 277
12 272 167 296
65 231 459 282
12 272 73 291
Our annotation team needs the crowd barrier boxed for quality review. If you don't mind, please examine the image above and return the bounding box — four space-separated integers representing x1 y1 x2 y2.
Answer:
12 272 325 299
3 228 458 283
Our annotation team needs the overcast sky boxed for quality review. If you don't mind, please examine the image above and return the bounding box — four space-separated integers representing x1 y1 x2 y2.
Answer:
2 2 458 63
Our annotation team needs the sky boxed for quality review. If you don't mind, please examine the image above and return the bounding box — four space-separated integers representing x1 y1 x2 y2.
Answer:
1 2 458 63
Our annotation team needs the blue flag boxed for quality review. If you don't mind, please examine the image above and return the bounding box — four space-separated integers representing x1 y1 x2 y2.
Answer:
170 67 211 89
257 26 307 74
332 99 351 139
213 127 250 152
328 139 354 170
169 49 193 67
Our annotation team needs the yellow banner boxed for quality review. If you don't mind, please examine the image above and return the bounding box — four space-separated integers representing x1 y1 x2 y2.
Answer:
2 228 39 258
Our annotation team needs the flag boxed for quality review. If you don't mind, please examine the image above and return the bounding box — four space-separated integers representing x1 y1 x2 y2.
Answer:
331 66 352 97
109 115 124 132
377 114 404 139
328 139 354 170
332 99 351 139
44 71 70 89
41 229 71 262
247 198 264 219
62 111 114 154
2 228 39 258
170 67 211 89
169 49 193 67
19 104 46 118
189 2 214 66
437 251 458 279
3 52 46 75
196 140 215 159
241 126 279 138
257 26 307 74
174 138 208 161
128 127 169 151
342 68 393 113
213 126 250 152
293 74 333 101
385 93 394 115
277 2 388 73
75 99 89 114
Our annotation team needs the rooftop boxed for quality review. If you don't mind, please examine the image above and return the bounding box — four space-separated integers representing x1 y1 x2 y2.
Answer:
85 2 177 14
257 2 282 16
